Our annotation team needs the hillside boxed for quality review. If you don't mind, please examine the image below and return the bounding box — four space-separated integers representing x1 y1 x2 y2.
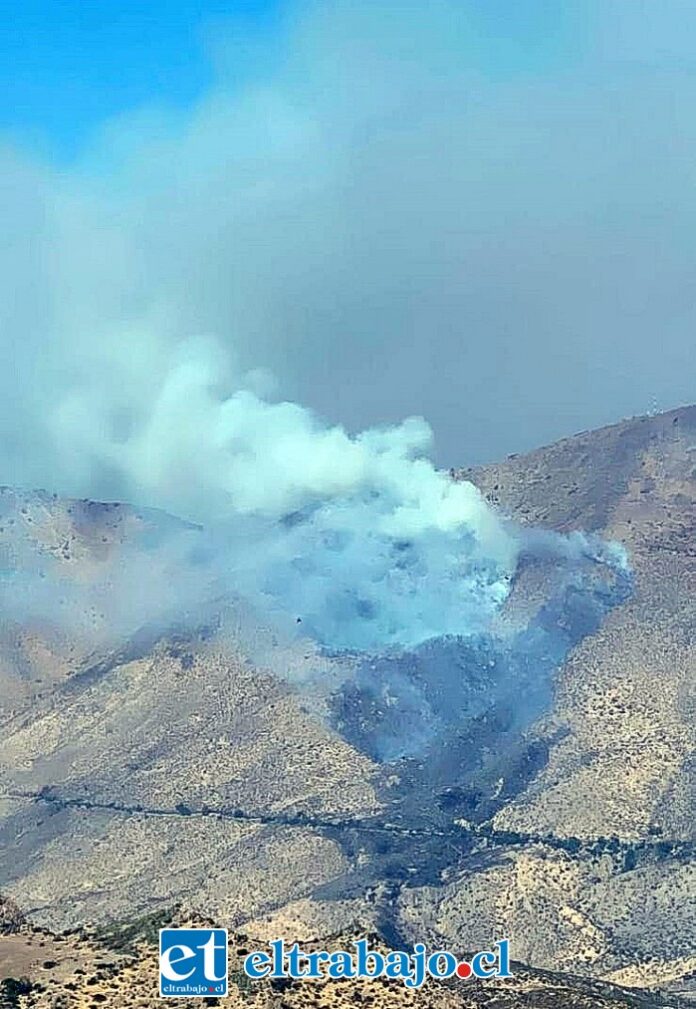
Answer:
401 405 696 987
0 904 689 1009
0 406 694 1000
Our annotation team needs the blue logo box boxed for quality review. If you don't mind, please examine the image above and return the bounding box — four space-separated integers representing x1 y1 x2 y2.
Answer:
159 927 228 998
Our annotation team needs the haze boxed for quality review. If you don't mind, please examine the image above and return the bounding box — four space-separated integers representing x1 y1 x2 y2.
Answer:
1 0 695 485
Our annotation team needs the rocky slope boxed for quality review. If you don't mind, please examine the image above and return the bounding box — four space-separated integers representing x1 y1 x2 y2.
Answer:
0 406 694 1000
401 405 695 988
0 905 689 1009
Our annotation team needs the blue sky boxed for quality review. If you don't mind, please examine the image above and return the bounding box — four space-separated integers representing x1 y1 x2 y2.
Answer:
0 0 282 156
1 0 577 159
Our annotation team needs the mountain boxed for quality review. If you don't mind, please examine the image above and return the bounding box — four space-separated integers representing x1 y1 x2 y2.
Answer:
402 405 696 989
0 406 694 1003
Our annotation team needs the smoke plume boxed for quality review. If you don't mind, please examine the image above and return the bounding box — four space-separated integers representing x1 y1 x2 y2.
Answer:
0 1 640 749
4 327 520 651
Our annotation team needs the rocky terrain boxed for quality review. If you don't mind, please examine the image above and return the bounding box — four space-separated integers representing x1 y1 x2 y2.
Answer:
398 405 696 990
0 902 690 1008
0 405 694 1004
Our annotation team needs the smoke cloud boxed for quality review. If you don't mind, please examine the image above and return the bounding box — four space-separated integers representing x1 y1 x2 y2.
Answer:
2 1 696 480
0 1 643 716
13 327 520 651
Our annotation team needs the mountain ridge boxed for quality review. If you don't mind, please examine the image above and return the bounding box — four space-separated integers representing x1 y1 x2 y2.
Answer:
0 405 694 1000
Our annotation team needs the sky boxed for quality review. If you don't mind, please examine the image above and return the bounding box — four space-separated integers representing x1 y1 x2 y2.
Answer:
1 0 573 158
0 1 281 157
1 0 696 478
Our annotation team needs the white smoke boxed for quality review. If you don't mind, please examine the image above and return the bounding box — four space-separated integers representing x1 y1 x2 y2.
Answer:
0 136 523 651
28 331 518 650
0 0 644 656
